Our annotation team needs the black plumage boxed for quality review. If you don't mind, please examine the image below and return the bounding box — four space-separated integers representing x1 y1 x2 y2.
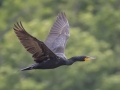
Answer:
13 12 95 71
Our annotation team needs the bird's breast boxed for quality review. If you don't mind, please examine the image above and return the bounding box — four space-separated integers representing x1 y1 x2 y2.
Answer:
35 58 66 69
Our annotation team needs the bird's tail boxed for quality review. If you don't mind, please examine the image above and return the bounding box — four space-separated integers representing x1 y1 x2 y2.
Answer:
21 66 32 71
21 63 39 71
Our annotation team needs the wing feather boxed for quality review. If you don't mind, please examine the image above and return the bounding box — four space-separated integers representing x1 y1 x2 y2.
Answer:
45 12 70 58
13 22 58 62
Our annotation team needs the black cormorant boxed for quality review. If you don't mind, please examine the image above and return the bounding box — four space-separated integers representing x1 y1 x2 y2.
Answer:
13 12 95 71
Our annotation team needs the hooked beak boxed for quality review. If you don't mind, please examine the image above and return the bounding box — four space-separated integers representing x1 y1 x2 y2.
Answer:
85 56 96 61
88 56 96 60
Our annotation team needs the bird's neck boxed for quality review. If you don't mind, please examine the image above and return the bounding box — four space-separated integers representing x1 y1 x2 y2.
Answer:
67 56 84 65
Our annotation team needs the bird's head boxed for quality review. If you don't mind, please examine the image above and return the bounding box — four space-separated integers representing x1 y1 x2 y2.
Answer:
81 56 96 61
67 56 96 65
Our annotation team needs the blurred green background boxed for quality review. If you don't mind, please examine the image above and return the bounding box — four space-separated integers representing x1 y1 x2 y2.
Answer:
0 0 120 90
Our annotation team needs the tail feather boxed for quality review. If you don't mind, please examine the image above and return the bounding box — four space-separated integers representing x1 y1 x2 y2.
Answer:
21 66 32 71
21 63 39 71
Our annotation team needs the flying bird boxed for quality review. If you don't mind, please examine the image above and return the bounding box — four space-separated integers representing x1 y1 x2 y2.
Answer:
13 12 95 71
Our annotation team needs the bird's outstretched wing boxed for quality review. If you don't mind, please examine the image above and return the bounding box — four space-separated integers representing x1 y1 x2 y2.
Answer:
13 22 58 63
44 12 70 58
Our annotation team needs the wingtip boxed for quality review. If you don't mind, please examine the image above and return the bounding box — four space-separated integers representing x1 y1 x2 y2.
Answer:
19 21 22 26
60 12 66 16
17 21 19 26
13 21 25 31
57 12 67 20
21 66 32 71
13 23 18 31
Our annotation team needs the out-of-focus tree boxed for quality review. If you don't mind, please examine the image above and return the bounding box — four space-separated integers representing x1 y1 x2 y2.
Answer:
0 0 120 90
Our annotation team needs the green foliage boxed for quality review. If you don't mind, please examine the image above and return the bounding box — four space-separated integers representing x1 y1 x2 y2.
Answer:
0 0 120 90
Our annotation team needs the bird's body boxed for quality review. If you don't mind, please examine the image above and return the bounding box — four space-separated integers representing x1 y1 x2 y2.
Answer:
13 12 95 71
22 57 67 70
